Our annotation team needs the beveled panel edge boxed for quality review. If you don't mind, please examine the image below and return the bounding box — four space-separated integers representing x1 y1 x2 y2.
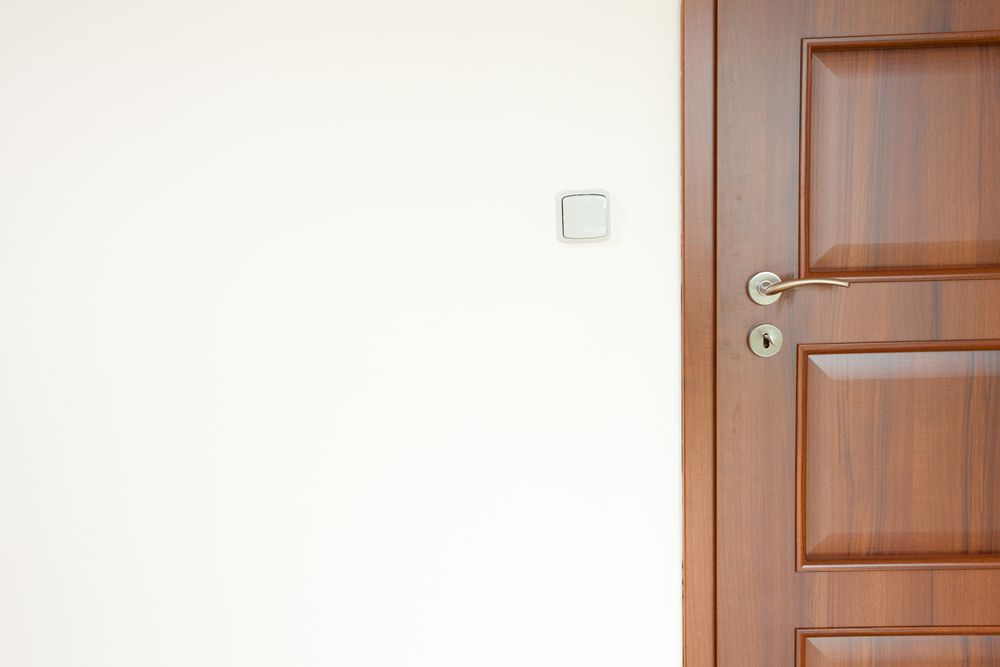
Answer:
806 268 1000 284
796 626 1000 667
795 339 1000 572
797 30 1000 283
799 556 1000 573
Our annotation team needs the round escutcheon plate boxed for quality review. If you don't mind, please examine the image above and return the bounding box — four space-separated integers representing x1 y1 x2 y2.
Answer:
748 323 783 358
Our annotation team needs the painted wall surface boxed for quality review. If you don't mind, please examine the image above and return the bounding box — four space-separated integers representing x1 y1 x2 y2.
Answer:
0 1 681 664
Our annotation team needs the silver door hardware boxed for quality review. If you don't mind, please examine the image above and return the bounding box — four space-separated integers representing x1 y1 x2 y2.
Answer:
747 271 850 305
748 324 783 358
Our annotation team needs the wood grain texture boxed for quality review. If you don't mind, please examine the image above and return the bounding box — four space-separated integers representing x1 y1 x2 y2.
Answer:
797 341 1000 570
681 0 716 663
798 628 1000 667
716 1 1000 664
801 33 1000 279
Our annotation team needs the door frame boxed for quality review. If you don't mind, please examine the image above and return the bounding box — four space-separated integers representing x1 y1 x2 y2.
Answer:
682 0 716 664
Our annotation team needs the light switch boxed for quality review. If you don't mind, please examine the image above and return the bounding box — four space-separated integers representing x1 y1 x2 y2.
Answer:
559 190 609 242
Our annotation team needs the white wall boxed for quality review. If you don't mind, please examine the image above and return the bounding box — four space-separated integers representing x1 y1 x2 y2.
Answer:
0 1 681 665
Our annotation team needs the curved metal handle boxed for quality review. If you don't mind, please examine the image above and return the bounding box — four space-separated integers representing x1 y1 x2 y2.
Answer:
763 277 849 295
748 271 850 305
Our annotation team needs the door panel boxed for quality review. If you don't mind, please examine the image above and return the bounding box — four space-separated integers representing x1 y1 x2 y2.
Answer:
798 342 1000 569
717 1 1000 664
798 628 1000 667
803 35 1000 278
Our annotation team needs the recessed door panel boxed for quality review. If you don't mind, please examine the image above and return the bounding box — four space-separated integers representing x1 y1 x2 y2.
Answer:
799 629 1000 667
802 35 1000 279
798 342 1000 570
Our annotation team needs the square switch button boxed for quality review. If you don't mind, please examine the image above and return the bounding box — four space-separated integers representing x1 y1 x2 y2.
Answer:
559 191 609 242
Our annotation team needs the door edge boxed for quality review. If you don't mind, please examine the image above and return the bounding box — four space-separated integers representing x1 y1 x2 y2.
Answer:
682 0 717 664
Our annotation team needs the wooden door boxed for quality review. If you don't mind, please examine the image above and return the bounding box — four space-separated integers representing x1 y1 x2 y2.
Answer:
686 1 1000 665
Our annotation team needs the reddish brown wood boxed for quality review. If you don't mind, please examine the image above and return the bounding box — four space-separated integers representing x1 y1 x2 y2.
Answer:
799 31 1000 282
798 627 1000 667
681 0 716 664
797 340 1000 572
713 1 1000 664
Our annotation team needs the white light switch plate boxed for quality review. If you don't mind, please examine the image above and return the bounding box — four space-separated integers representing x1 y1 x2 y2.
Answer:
558 190 610 242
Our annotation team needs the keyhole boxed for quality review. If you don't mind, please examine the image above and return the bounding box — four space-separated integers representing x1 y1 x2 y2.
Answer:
749 324 782 358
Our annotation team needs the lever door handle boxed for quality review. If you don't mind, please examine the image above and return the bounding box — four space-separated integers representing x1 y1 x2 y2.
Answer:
748 271 849 305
